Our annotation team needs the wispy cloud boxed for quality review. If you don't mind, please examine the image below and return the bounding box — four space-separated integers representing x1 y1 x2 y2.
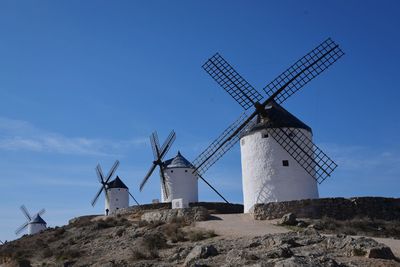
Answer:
319 142 400 174
0 117 147 156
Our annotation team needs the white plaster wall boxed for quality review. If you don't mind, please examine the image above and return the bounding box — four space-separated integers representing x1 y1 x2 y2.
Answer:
161 168 198 203
105 188 129 215
28 223 46 235
240 128 319 213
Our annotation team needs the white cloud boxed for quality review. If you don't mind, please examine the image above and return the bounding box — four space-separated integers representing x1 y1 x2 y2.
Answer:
0 117 146 156
319 142 400 173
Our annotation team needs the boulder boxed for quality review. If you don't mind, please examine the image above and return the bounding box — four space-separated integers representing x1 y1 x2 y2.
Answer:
225 249 259 265
266 246 293 259
365 246 395 260
278 213 297 226
296 221 308 228
184 245 218 266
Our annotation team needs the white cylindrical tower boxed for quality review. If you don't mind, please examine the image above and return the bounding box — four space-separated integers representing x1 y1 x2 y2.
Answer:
161 151 198 203
28 214 47 235
240 102 319 213
105 176 129 215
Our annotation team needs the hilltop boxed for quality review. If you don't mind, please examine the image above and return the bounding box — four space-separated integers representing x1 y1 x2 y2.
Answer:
0 202 399 267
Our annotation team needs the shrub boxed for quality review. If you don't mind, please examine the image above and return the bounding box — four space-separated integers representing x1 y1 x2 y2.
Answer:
116 228 125 237
141 233 167 250
93 220 114 230
53 227 66 237
130 248 156 260
137 220 149 228
56 249 81 261
17 259 31 267
130 233 167 260
161 223 186 243
42 248 53 258
186 229 217 242
147 220 165 229
352 248 367 256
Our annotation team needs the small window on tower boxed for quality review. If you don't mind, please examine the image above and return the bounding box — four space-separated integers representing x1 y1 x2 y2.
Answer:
171 170 174 173
263 133 269 138
116 198 119 201
282 160 289 167
185 170 188 173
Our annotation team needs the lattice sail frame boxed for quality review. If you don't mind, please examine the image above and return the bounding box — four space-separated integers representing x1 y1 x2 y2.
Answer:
140 130 176 197
263 38 344 104
15 206 46 235
192 112 252 176
202 53 263 110
266 126 337 183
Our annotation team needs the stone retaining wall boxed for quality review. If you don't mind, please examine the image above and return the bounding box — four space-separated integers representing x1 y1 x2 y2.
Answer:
117 202 244 215
190 202 244 214
251 197 400 221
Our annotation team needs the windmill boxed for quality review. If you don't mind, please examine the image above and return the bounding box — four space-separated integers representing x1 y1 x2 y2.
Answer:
140 130 229 204
91 160 139 215
193 38 344 212
15 205 47 235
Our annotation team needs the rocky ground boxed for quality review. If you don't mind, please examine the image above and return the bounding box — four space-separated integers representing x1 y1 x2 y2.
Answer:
0 205 399 267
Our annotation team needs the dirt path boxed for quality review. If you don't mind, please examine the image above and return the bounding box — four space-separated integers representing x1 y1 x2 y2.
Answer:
196 214 400 258
196 213 290 237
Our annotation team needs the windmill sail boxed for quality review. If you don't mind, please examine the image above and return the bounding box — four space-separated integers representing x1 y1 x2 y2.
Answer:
202 53 263 110
196 38 344 184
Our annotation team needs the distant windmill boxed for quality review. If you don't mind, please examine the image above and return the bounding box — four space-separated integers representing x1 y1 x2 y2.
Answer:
194 38 344 212
15 205 47 235
91 160 139 215
140 130 229 204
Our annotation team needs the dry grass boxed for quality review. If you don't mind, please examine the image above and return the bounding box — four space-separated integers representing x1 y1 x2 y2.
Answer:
186 229 217 242
55 248 81 261
130 233 167 260
309 216 400 238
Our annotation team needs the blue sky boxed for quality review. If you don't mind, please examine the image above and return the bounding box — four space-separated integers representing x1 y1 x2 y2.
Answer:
1 0 399 241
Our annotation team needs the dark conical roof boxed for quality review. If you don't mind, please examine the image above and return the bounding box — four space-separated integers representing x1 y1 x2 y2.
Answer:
107 176 128 189
30 214 46 224
163 151 194 169
242 101 312 136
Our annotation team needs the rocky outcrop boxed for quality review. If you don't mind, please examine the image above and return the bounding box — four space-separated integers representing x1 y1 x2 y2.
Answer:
141 207 209 223
1 204 398 267
184 245 218 266
252 197 400 220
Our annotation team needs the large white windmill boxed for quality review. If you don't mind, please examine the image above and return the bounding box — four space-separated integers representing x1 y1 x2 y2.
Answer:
91 160 139 215
15 205 47 235
194 38 344 213
140 131 230 205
